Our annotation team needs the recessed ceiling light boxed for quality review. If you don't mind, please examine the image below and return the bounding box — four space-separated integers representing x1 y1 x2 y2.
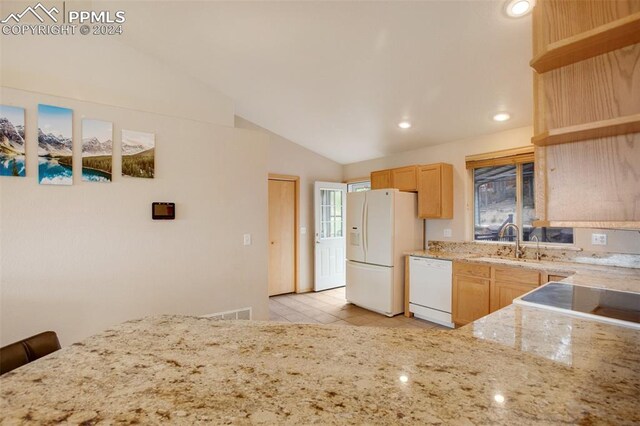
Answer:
493 112 511 122
505 0 535 17
398 121 412 129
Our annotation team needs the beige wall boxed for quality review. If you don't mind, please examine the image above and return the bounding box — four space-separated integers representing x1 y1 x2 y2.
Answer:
0 87 269 346
235 117 344 292
344 126 640 255
0 29 234 127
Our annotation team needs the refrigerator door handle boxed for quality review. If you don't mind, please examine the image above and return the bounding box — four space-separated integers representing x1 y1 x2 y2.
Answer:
363 198 368 258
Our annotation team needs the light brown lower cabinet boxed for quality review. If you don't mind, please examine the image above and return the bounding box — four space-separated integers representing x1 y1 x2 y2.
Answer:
453 261 544 326
452 262 491 326
452 274 490 326
490 267 540 313
546 274 568 283
490 281 538 313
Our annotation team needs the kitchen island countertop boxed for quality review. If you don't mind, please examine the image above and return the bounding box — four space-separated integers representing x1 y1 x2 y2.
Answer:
1 307 639 424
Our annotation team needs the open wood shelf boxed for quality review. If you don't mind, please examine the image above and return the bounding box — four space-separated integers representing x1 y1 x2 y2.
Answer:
532 114 640 146
533 220 640 230
530 12 640 73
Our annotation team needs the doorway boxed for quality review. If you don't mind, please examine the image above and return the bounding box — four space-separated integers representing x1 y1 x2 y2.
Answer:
268 174 299 296
314 181 347 291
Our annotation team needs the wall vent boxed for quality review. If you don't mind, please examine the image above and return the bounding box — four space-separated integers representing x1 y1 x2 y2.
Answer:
201 307 252 321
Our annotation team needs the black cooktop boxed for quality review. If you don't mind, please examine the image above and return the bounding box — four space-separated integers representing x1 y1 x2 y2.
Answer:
520 282 640 325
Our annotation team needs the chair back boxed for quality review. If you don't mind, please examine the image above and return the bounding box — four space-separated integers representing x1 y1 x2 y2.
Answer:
0 331 61 376
0 342 30 375
23 331 61 361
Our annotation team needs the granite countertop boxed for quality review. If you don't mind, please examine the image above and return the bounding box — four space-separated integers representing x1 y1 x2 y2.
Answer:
408 241 640 270
1 309 639 424
407 249 640 293
406 250 472 261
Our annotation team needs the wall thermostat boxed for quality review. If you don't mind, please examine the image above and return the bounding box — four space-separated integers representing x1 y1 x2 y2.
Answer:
152 202 175 220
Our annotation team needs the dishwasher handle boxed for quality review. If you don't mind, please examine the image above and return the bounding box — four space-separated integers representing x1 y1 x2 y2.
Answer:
409 257 452 269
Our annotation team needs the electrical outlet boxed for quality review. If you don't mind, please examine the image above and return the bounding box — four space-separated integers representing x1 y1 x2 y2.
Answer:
443 229 452 238
591 233 607 246
243 234 252 246
300 227 307 235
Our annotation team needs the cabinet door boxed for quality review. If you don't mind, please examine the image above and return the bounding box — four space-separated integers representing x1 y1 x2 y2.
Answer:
452 275 490 326
490 267 540 312
371 170 391 190
453 261 491 279
418 165 440 218
494 267 540 286
490 280 538 313
418 164 453 219
391 166 417 191
546 274 568 283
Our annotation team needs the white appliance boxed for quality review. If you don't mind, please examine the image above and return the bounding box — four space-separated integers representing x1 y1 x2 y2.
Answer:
408 256 454 328
346 189 423 316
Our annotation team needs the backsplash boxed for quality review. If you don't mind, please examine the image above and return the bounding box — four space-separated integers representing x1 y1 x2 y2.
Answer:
428 241 640 269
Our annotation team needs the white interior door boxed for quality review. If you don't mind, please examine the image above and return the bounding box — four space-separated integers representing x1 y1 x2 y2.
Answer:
314 181 347 291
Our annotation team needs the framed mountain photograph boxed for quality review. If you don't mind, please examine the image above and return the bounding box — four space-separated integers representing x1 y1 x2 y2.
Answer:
122 129 155 179
38 104 73 185
82 119 113 182
0 105 26 177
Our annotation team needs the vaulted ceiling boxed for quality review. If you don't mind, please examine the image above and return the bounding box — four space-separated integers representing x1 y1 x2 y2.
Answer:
119 1 533 164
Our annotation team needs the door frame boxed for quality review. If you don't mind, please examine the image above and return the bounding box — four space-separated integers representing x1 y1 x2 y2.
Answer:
313 181 348 291
268 174 300 293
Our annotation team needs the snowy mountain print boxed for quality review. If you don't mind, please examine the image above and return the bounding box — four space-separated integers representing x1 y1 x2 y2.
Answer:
0 105 26 177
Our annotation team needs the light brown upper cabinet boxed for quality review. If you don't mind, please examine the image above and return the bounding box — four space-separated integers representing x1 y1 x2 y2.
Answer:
391 166 418 192
370 163 454 218
370 169 392 190
417 163 453 219
531 0 640 229
370 166 417 191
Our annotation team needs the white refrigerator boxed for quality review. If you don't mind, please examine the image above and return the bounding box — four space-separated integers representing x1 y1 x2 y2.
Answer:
346 189 423 316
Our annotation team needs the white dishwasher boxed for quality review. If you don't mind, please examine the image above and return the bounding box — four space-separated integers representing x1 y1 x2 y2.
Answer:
409 256 454 328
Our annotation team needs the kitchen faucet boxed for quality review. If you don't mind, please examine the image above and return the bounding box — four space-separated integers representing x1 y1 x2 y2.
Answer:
498 223 524 259
530 235 541 261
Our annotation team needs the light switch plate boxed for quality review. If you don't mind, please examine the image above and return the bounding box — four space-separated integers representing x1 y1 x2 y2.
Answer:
243 234 252 246
443 229 452 238
591 233 607 245
300 227 307 235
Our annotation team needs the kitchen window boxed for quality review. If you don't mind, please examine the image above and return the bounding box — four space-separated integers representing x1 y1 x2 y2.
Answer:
347 180 371 192
467 148 573 244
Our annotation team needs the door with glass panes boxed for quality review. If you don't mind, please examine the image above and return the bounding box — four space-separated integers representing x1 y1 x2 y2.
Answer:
314 182 347 291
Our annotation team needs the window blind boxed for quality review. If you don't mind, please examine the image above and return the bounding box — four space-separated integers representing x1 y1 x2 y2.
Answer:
465 146 535 169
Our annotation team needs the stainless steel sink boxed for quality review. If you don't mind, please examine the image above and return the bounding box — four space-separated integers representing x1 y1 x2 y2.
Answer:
471 256 543 265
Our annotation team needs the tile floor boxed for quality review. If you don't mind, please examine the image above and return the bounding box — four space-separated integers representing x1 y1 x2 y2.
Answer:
269 287 446 330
